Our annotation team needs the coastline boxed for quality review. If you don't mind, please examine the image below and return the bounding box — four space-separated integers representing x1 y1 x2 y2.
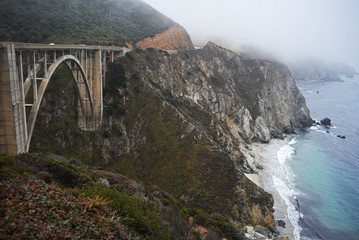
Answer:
244 142 296 240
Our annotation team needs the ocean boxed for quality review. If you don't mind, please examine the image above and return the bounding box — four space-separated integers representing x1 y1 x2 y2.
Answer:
254 75 359 240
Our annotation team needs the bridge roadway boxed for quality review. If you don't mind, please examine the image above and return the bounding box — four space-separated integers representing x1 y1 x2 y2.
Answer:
0 42 129 154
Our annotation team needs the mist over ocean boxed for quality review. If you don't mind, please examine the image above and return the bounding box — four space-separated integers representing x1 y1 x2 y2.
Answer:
259 75 359 240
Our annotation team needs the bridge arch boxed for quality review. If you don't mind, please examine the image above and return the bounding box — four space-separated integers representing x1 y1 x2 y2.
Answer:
25 55 95 152
1 42 128 154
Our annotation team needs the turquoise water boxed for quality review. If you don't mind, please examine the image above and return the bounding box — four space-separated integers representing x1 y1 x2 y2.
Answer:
290 76 359 239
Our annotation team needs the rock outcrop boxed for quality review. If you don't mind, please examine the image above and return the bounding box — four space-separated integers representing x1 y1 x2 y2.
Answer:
136 26 194 50
320 117 332 127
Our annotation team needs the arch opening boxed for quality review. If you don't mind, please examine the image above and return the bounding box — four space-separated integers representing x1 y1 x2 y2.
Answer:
24 54 95 152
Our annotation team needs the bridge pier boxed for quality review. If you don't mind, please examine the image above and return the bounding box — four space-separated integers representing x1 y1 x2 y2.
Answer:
0 43 26 154
0 42 128 154
92 50 103 128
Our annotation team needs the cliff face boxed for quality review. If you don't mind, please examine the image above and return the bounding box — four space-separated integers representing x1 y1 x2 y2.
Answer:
30 42 311 238
136 26 194 50
127 42 311 170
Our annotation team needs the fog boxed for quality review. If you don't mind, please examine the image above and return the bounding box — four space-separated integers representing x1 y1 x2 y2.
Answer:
143 0 359 70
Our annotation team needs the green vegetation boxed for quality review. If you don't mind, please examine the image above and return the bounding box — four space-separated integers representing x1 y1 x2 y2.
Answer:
0 155 32 180
0 155 131 238
1 154 96 187
180 208 241 239
0 177 134 239
81 184 170 239
0 154 171 239
0 0 178 45
0 154 245 239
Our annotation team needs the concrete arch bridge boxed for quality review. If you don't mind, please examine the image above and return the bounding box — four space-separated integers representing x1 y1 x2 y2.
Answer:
0 42 128 154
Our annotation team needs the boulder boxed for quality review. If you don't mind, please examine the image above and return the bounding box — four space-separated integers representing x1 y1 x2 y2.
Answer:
320 118 332 127
337 135 346 139
277 220 286 228
312 120 321 126
254 226 272 236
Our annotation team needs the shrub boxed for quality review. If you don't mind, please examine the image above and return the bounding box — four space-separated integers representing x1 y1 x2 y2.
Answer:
38 171 52 183
81 184 170 239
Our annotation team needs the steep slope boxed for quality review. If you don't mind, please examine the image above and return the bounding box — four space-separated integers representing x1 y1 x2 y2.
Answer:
0 0 192 47
0 154 201 239
121 42 311 170
28 42 311 239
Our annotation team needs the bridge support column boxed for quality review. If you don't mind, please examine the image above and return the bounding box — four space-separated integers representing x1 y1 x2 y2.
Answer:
0 43 26 154
91 50 103 128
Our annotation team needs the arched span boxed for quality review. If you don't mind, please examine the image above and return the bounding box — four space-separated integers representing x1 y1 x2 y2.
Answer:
25 54 95 152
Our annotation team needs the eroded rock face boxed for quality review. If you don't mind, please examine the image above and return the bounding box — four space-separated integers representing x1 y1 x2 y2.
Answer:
126 42 311 168
136 26 194 50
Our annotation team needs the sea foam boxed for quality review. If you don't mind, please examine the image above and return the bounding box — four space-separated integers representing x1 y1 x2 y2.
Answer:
260 138 302 240
274 140 302 239
273 175 302 240
277 145 294 164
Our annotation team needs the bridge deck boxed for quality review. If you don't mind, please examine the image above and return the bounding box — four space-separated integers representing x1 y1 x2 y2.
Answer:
0 42 127 52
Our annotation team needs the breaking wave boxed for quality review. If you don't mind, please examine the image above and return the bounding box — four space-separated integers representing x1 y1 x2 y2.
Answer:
261 137 302 240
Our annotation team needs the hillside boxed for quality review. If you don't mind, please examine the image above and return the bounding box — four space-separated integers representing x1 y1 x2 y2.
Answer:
1 153 227 239
0 0 180 46
26 42 311 239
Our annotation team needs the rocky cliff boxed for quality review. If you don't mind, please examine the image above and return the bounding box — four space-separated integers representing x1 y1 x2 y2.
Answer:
29 42 311 239
127 42 311 171
136 26 194 50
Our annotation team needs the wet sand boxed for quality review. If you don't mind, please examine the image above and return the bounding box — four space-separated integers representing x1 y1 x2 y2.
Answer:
244 143 295 240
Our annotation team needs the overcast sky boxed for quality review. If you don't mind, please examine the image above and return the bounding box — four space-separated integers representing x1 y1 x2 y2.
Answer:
143 0 359 69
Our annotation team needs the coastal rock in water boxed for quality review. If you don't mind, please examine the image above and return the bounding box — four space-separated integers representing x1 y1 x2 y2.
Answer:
320 118 332 127
337 135 346 139
312 120 321 126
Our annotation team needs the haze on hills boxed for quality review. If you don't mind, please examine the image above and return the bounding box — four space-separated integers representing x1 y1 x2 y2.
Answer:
144 0 359 71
